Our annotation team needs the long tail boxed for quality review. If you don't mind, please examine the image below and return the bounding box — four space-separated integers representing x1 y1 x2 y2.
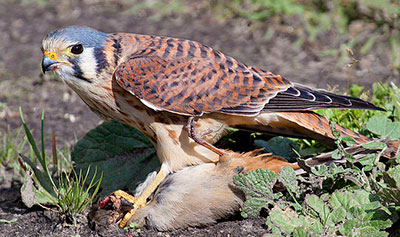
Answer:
263 84 385 112
238 111 372 146
277 111 372 145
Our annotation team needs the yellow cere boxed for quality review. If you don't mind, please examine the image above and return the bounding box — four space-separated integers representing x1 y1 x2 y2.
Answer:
64 47 74 58
44 51 57 60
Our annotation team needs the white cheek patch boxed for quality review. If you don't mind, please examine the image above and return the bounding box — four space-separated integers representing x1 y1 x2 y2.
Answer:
79 48 98 80
55 67 82 89
55 66 75 82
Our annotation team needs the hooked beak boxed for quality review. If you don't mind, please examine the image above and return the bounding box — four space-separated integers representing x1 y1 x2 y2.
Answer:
41 55 60 74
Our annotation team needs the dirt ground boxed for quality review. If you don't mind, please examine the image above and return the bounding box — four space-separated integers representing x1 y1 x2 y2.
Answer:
0 1 399 236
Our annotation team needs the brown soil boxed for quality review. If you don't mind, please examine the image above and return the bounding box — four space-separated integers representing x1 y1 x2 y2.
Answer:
0 1 398 236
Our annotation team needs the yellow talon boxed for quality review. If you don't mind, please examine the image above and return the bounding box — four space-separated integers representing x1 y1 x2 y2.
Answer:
118 196 147 227
114 190 137 203
115 167 169 228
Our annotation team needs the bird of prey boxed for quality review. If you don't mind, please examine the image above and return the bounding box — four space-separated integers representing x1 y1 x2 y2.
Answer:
41 26 382 227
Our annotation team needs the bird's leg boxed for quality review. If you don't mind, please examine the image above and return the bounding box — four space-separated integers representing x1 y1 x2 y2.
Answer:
114 166 168 228
200 124 224 137
187 116 225 156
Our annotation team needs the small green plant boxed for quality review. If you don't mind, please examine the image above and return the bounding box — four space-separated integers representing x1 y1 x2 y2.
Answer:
124 221 142 233
266 190 396 236
56 167 102 218
0 126 28 167
18 108 102 223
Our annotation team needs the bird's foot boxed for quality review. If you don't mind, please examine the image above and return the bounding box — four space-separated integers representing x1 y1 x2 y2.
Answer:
187 116 225 156
113 190 137 203
98 168 169 228
98 190 147 228
200 124 224 137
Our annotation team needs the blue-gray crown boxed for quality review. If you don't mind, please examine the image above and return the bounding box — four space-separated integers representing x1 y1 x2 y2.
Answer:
44 25 108 48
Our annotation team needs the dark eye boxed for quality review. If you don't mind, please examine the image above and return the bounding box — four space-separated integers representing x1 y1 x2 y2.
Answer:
71 44 84 54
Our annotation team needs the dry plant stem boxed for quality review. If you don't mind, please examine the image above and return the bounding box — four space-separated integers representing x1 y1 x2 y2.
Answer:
38 203 59 213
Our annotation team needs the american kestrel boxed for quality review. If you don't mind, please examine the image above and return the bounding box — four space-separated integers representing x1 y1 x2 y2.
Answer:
41 26 382 227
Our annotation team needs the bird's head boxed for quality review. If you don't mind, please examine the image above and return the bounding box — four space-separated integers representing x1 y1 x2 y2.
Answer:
41 26 108 84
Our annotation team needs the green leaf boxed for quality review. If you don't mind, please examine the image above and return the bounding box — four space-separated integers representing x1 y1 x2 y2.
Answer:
292 227 308 237
379 166 400 205
359 154 375 166
311 164 328 176
72 121 160 197
342 136 356 146
367 219 393 230
268 206 316 234
19 108 42 168
278 166 300 196
311 220 324 234
366 116 400 139
340 220 362 236
233 168 278 218
362 142 387 150
255 137 299 159
331 149 341 159
0 218 17 224
385 166 400 188
305 195 329 222
326 207 346 226
349 206 366 220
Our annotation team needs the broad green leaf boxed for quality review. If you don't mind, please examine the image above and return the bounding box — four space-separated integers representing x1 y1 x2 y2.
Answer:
366 116 400 139
359 226 386 237
72 121 159 197
311 220 324 234
234 168 279 218
305 195 329 221
255 137 299 160
326 206 346 226
331 149 341 159
359 154 375 166
268 206 316 234
349 206 366 220
311 164 328 176
265 218 281 234
292 227 308 237
342 136 356 146
352 190 379 205
340 220 362 236
385 166 400 188
278 166 300 196
367 219 393 230
362 142 387 150
331 190 367 212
